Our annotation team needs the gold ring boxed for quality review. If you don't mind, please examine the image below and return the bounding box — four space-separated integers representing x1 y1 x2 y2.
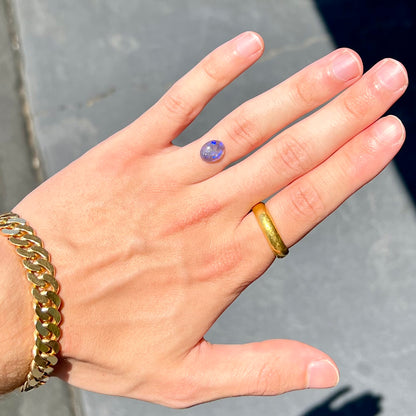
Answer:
252 202 288 258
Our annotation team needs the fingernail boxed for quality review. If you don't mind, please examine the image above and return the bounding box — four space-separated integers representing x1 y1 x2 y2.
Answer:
374 116 405 145
235 32 263 58
332 50 361 81
307 359 339 389
375 59 408 92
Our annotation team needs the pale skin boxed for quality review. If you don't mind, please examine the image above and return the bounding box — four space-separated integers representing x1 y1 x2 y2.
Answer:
0 32 408 406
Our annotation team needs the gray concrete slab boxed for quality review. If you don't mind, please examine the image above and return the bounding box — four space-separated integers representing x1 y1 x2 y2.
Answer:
0 0 38 212
8 0 416 415
0 378 82 416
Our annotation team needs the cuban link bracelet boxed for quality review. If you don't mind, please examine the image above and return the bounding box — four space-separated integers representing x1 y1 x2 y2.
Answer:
0 212 62 392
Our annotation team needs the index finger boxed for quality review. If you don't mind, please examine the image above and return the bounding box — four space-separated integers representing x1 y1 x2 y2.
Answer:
128 32 264 150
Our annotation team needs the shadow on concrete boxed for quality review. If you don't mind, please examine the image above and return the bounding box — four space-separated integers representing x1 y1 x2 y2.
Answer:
301 387 382 416
314 0 416 204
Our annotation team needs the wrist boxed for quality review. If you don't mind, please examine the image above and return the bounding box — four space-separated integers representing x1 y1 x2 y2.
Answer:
0 235 33 393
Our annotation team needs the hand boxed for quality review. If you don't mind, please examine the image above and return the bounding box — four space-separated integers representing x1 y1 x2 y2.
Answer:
13 32 407 407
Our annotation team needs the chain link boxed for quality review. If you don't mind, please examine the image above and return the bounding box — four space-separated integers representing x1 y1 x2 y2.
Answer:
0 212 61 392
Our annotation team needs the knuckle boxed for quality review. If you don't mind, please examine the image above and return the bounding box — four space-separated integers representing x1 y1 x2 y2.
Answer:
161 88 197 123
336 135 379 181
213 243 243 276
141 370 200 409
162 194 224 236
160 374 202 409
159 396 195 409
225 107 260 149
274 134 312 179
162 394 197 409
290 73 321 107
341 86 376 120
252 362 274 396
196 241 243 283
200 53 227 83
289 181 325 222
336 146 360 180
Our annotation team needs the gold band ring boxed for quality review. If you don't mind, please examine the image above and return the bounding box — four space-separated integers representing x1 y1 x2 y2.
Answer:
252 202 288 258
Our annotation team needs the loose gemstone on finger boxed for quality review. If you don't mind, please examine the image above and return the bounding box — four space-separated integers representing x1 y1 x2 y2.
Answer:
200 140 225 162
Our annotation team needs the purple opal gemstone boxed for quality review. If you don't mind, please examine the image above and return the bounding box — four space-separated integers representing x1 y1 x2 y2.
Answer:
200 140 225 162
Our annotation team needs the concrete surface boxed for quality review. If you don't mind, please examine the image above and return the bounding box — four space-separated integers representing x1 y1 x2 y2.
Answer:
0 0 37 212
1 0 415 415
0 1 81 415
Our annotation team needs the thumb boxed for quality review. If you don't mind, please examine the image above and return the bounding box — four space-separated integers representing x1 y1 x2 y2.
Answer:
179 339 339 406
